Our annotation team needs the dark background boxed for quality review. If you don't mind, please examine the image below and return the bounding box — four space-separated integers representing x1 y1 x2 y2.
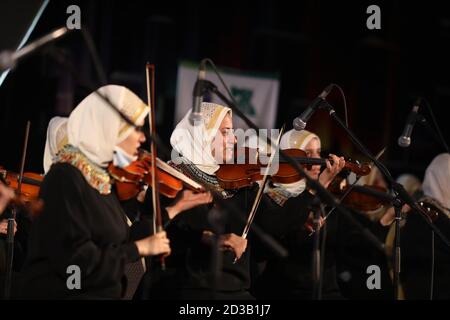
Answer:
1 0 449 181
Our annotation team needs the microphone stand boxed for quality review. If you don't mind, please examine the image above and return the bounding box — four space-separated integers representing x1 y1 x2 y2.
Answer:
421 99 449 154
415 115 450 153
0 27 70 72
319 102 450 300
311 198 325 300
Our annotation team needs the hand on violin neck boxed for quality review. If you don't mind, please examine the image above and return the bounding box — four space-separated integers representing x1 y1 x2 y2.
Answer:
165 190 213 219
318 154 346 189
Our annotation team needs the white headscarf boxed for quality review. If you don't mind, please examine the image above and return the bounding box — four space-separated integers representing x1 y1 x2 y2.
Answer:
422 153 450 209
280 129 320 151
43 116 68 173
170 102 232 175
396 174 422 196
67 85 149 167
272 129 321 196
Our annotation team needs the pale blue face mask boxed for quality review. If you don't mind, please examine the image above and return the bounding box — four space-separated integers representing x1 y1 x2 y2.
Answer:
113 146 137 168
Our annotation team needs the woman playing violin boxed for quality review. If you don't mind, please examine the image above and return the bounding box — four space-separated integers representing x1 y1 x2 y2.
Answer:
252 128 347 300
20 85 171 299
147 102 259 300
38 92 213 299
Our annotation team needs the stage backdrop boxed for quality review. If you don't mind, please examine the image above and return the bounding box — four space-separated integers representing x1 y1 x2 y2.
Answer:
175 60 280 131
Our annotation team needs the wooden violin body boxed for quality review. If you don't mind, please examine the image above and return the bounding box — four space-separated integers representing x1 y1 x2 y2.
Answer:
109 153 183 201
336 184 389 212
0 167 43 201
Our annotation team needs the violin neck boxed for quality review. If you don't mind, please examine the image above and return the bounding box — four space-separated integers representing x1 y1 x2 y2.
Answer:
279 157 368 176
21 176 42 187
279 157 326 166
155 158 203 191
283 157 356 168
1 170 42 186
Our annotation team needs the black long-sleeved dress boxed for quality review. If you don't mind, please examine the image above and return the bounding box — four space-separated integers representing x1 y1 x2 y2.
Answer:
19 163 140 299
148 186 256 300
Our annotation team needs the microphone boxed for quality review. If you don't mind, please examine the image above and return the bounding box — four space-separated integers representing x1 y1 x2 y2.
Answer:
189 59 207 126
0 27 70 72
293 84 334 131
398 99 421 148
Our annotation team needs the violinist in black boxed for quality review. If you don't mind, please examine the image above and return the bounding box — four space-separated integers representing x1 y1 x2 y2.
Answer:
148 102 257 300
20 85 171 299
252 129 346 299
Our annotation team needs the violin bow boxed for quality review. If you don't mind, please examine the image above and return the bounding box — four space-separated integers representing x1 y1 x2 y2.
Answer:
17 121 31 201
146 63 165 270
234 126 285 263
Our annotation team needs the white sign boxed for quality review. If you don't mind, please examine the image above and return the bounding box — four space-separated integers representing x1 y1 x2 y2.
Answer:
175 60 280 130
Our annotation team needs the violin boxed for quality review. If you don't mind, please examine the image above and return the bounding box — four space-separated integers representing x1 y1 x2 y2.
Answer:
335 184 389 212
215 147 371 190
109 152 182 201
0 167 43 201
417 200 448 222
326 168 389 212
109 150 204 201
0 167 44 214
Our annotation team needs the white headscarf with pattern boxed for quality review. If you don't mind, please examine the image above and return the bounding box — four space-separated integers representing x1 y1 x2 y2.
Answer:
273 129 321 196
170 102 232 175
280 129 320 151
67 85 149 167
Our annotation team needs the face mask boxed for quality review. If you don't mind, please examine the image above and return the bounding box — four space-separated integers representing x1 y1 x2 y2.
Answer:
113 146 137 168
